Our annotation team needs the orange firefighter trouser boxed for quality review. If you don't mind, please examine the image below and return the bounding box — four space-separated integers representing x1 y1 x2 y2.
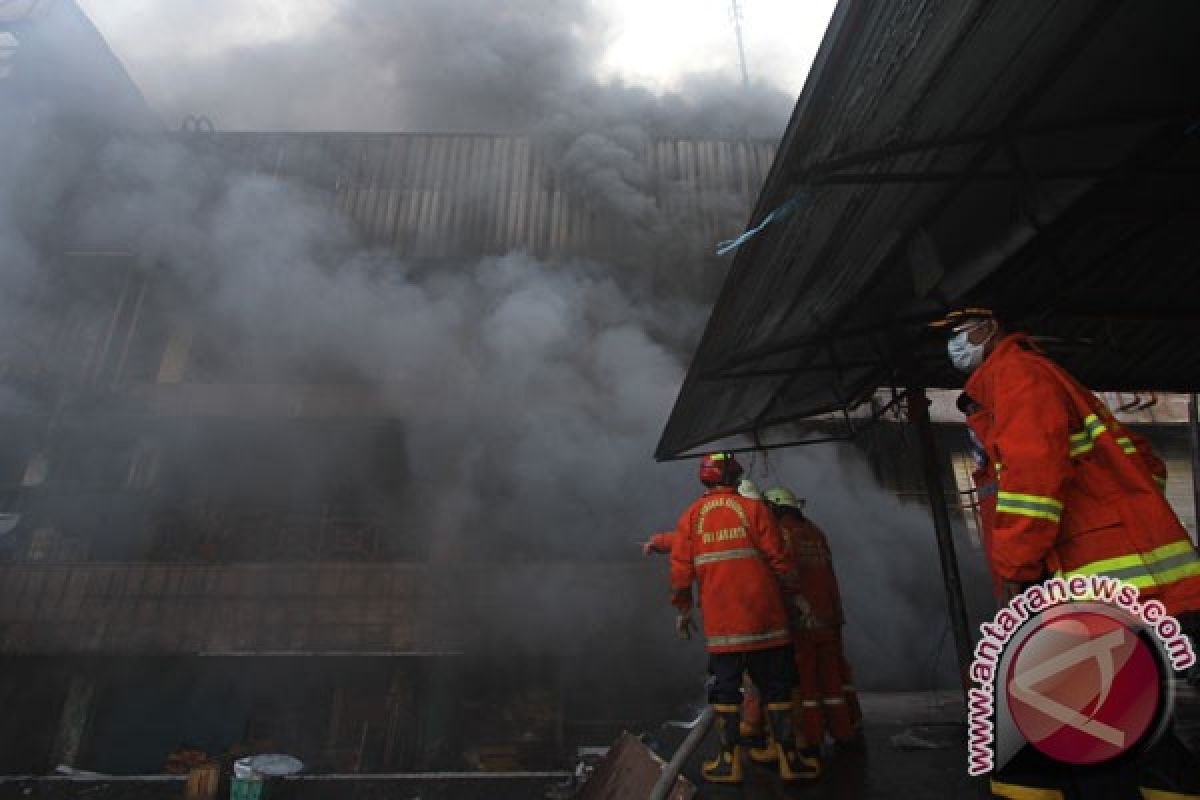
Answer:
794 628 854 745
841 652 862 728
740 673 764 736
745 646 860 741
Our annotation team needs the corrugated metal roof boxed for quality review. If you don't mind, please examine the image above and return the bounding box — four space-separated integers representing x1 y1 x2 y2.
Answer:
657 0 1200 458
182 132 776 261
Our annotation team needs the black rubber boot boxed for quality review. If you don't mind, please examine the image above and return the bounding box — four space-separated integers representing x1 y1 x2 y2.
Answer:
701 704 744 784
767 702 819 781
1136 728 1200 799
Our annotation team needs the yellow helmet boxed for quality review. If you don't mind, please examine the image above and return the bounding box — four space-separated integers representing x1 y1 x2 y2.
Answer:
763 486 800 509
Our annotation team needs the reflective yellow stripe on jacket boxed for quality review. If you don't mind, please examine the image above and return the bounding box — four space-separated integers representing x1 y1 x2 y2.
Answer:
1058 540 1200 590
1068 414 1108 457
1069 414 1138 457
694 548 761 567
996 491 1063 523
1067 414 1166 490
707 629 790 648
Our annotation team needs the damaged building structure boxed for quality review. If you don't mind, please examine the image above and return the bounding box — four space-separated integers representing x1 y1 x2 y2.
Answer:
0 0 782 778
2 0 1199 793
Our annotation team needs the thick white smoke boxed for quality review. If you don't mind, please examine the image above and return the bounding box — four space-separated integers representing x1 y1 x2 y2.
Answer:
0 0 983 692
77 0 801 137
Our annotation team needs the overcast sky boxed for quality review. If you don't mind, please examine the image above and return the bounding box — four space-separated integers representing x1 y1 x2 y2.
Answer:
75 0 837 132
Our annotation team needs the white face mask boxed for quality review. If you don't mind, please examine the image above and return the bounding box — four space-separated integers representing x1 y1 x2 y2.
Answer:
947 328 987 373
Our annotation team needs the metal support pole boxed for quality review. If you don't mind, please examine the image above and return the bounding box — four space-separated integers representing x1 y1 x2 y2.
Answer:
648 706 715 800
906 386 974 696
1190 393 1200 545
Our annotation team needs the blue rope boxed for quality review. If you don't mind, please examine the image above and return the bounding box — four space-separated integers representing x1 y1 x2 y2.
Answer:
715 191 812 256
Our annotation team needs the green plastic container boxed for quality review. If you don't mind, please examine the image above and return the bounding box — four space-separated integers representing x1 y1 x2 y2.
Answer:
229 777 271 800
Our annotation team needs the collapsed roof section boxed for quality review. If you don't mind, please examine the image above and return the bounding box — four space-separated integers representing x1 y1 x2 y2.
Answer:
657 0 1200 459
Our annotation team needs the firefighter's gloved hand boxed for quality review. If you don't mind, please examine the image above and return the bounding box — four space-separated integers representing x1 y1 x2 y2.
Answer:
676 612 696 640
1002 581 1036 601
788 594 814 630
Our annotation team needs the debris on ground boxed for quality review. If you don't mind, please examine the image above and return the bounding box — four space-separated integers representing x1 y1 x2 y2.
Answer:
889 729 943 751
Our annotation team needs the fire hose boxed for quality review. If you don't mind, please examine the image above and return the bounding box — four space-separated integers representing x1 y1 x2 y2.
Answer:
647 705 714 800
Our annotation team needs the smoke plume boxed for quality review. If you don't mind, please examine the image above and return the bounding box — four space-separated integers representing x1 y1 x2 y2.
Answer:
79 0 797 138
0 0 979 706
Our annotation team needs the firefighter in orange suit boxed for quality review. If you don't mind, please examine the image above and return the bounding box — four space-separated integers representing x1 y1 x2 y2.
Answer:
754 487 859 774
645 479 765 554
669 453 814 783
643 479 768 743
935 308 1200 800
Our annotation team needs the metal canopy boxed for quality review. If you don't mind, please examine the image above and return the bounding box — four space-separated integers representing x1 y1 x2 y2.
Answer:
656 0 1200 460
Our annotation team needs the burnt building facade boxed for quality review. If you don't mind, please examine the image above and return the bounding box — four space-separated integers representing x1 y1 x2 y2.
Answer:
0 0 783 774
4 0 1197 780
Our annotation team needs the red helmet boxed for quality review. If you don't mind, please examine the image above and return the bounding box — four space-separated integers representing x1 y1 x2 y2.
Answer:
698 452 743 486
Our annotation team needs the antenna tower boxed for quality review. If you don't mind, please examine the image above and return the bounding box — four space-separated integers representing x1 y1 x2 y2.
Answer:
730 0 749 88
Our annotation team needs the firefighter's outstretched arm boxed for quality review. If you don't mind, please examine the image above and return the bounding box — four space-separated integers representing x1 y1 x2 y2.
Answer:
669 510 695 613
642 531 675 556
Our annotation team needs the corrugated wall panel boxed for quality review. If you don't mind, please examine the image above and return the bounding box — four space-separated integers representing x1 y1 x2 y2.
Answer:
496 136 519 253
528 142 548 256
509 137 531 254
468 136 493 254
452 135 477 257
428 136 453 255
420 135 444 255
184 132 775 262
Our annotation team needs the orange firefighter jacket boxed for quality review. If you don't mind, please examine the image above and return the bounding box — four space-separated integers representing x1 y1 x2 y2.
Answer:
778 513 843 630
965 334 1200 615
971 461 1005 601
963 401 1005 598
670 487 795 653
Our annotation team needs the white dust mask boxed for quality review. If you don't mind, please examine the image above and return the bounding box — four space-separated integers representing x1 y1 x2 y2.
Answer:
947 328 987 373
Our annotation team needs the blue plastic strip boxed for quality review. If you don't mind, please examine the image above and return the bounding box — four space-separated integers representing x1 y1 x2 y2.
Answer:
715 191 812 256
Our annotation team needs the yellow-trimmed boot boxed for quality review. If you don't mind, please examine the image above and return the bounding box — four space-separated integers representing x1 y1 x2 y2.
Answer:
768 702 820 781
748 735 778 764
795 746 823 780
749 695 804 764
701 704 744 785
988 780 1064 799
739 720 767 754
